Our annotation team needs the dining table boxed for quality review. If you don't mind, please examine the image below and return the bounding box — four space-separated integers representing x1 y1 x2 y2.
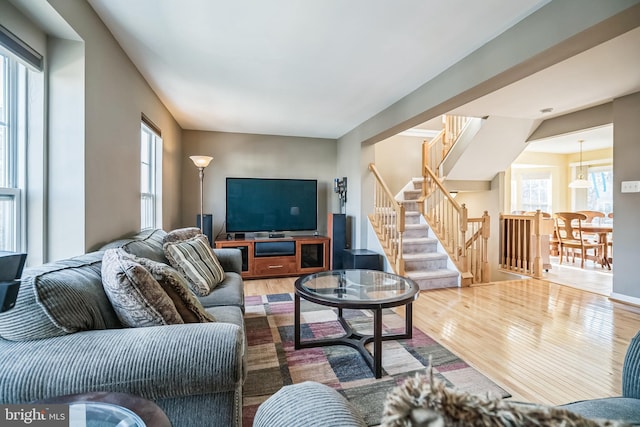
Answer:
581 223 613 269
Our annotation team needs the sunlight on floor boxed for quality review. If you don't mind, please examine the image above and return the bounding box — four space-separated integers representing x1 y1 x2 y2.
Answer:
542 256 612 296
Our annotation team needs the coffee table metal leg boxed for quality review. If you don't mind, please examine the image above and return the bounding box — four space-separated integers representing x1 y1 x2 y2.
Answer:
374 308 382 378
406 303 413 338
294 293 301 349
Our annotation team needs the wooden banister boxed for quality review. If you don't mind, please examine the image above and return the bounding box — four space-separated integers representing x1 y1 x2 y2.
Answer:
368 163 405 275
418 122 490 285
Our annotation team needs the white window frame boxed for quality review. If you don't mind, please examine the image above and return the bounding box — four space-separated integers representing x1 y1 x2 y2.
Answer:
510 167 553 214
570 159 613 212
0 48 27 252
140 121 162 230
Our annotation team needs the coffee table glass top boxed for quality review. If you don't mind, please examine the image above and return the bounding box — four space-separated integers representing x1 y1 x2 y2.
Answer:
296 269 418 304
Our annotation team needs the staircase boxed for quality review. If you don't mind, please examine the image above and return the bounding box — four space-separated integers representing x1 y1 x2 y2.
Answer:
396 178 459 290
369 114 491 287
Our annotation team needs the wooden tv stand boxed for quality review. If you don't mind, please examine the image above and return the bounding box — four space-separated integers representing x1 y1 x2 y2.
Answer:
214 235 330 279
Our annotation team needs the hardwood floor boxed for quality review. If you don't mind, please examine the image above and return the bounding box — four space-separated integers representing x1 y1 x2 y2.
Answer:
244 275 640 406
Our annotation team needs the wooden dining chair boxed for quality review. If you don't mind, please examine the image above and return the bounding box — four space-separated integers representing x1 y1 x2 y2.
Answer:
577 210 606 242
553 212 604 268
577 210 606 224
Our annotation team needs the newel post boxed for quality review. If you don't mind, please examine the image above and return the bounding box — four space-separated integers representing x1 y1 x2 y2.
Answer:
533 209 544 279
459 204 468 270
481 210 490 282
396 204 405 275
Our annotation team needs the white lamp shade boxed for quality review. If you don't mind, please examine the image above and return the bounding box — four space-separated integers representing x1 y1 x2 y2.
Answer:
190 155 213 168
569 178 591 189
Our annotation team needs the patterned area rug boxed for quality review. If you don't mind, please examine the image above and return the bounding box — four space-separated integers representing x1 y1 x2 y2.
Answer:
242 293 510 426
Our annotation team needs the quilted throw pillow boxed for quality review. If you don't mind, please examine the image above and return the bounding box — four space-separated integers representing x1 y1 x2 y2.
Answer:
136 256 216 323
163 234 225 296
164 227 204 245
101 248 184 327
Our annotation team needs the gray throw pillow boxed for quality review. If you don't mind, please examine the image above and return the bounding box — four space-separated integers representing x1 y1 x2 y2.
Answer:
163 234 225 296
135 256 216 323
101 248 184 327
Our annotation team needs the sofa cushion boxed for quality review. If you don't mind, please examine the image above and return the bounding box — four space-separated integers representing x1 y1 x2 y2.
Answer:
197 272 245 311
205 305 243 329
136 256 216 323
0 252 121 341
102 249 184 327
100 228 169 264
559 397 640 424
163 235 225 296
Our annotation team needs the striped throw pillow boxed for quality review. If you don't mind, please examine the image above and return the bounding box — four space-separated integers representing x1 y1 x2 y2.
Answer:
163 234 225 296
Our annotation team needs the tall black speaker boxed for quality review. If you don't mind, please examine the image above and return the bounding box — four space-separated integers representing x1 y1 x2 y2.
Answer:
197 214 213 246
328 213 347 269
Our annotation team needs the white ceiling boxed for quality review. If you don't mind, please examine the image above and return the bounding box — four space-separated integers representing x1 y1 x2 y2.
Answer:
447 26 640 154
12 1 636 152
86 0 554 138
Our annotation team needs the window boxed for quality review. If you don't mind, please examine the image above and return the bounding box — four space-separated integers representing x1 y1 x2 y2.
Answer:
511 170 552 214
140 120 162 230
586 165 613 214
0 49 28 252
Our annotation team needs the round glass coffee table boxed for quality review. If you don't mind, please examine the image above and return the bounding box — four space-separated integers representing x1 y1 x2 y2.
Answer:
294 269 419 378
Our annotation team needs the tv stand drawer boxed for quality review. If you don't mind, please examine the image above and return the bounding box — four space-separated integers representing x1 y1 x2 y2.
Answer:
253 257 297 276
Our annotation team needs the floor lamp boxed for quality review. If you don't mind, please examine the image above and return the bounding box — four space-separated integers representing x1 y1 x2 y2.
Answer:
190 155 213 232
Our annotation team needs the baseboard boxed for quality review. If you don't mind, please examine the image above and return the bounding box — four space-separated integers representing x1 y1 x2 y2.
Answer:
609 292 640 308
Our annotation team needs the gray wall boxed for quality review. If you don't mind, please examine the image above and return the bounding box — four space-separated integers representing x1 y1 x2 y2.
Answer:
44 0 184 254
612 92 640 302
181 131 337 240
374 135 424 196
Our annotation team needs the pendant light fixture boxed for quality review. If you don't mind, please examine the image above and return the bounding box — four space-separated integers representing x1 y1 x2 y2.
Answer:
569 139 591 189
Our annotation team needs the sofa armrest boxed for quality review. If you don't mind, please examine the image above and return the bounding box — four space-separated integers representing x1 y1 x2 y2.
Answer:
213 248 242 274
623 330 640 399
0 322 243 403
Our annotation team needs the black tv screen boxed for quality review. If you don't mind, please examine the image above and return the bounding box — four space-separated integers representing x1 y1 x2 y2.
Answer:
225 178 318 233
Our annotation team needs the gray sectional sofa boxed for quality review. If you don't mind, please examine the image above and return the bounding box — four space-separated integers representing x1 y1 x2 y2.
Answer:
0 229 246 427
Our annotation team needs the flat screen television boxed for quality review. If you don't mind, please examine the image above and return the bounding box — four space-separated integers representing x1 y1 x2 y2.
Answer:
225 177 318 233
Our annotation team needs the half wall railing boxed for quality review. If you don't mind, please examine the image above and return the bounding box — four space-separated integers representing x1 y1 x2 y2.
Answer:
498 211 553 279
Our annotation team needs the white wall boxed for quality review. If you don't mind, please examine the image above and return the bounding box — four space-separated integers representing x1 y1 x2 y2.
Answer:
181 131 337 240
